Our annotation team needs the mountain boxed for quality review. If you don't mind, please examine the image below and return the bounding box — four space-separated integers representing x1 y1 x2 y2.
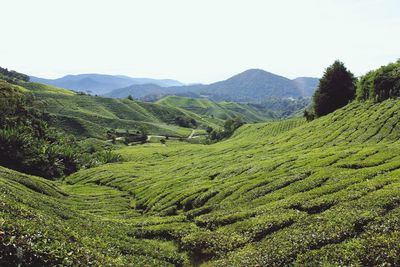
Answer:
106 69 318 102
195 69 302 101
30 74 183 95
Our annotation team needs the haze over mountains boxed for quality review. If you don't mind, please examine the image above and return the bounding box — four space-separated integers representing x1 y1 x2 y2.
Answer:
32 69 319 103
30 74 184 95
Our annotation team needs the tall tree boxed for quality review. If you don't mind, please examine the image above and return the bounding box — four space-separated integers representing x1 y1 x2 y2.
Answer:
313 60 356 117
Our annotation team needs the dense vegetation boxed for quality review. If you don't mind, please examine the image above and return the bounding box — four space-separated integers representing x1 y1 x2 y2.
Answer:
312 60 356 117
0 79 120 179
249 97 309 118
356 60 400 102
0 67 30 83
208 117 244 142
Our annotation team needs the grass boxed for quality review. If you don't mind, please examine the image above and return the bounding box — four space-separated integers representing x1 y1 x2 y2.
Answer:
2 99 400 265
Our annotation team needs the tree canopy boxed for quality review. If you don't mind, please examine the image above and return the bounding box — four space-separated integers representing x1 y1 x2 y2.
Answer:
356 60 400 102
0 80 120 179
312 60 356 117
0 66 30 82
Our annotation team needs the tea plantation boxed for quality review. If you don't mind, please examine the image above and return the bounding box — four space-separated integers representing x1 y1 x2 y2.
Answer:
2 97 400 265
22 82 221 139
156 95 275 122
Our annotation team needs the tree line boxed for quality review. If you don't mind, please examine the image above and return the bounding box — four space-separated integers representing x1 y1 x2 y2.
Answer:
305 59 400 120
0 66 30 83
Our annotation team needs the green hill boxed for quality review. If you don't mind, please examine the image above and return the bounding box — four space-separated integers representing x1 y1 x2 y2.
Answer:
2 98 400 265
20 82 221 138
156 95 276 122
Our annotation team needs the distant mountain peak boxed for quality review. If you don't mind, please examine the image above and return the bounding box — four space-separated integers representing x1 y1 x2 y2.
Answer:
224 69 291 83
30 74 184 95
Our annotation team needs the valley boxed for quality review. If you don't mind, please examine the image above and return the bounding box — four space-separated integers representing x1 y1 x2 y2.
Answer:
2 1 399 266
2 94 400 265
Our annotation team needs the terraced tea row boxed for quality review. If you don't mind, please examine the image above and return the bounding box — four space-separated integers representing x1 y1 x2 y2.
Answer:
64 100 400 265
2 100 400 265
22 82 219 139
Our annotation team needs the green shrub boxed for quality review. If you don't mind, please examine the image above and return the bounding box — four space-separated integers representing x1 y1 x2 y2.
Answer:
356 60 400 102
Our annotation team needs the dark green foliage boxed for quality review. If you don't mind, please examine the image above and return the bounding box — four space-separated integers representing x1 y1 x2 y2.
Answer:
174 116 197 128
124 133 147 145
208 117 244 142
0 66 30 82
126 95 134 101
356 60 400 102
303 110 315 121
313 60 356 117
0 80 121 179
249 97 309 118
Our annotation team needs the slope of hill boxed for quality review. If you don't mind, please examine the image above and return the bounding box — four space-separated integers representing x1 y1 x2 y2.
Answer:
106 69 319 102
30 74 183 95
2 98 400 265
104 83 191 99
156 95 276 122
20 82 217 138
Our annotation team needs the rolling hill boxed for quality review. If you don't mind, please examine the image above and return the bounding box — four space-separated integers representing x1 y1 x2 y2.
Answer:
2 98 400 265
156 95 276 122
105 69 319 102
30 74 183 95
19 82 220 139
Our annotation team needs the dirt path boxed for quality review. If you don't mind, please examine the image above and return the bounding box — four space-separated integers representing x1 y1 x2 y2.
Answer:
146 130 195 142
188 130 195 139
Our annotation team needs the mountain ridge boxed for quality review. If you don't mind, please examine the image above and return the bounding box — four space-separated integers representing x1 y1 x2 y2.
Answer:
30 73 184 95
105 69 319 102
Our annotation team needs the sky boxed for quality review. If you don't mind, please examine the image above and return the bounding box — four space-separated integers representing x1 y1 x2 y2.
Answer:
1 0 399 84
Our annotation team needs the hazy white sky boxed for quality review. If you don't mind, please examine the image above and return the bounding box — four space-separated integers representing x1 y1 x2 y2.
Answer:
2 0 399 83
